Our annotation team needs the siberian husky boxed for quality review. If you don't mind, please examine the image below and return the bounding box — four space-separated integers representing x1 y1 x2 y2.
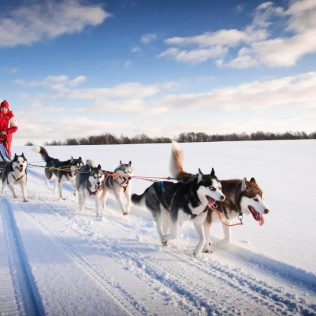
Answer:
132 168 225 256
102 160 134 215
76 161 105 217
170 141 269 251
1 153 28 202
33 146 84 199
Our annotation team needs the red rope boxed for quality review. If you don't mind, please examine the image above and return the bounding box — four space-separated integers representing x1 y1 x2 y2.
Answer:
211 206 243 227
103 171 175 182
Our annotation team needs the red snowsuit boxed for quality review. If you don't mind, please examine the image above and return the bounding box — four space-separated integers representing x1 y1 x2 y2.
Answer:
0 110 18 158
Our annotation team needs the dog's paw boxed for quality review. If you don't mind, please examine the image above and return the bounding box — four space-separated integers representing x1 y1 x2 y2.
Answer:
23 199 29 202
162 239 168 246
202 241 213 253
193 251 202 257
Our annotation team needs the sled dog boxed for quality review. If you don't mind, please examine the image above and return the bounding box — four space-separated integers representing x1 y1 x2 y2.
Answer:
102 160 134 215
170 141 269 250
132 168 225 256
1 153 28 202
76 161 105 217
33 146 84 199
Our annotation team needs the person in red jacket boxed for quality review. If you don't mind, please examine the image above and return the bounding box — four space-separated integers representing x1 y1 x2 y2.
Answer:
0 100 18 160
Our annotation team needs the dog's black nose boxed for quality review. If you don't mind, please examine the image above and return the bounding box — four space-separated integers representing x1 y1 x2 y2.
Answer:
264 209 269 214
97 182 100 185
221 195 225 201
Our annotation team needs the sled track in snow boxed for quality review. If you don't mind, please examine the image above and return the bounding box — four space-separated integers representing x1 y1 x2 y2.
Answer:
23 170 316 315
98 218 316 316
0 198 45 316
27 195 316 316
29 198 201 316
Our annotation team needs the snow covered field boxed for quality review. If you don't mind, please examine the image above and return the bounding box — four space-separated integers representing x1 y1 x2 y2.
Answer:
0 140 315 315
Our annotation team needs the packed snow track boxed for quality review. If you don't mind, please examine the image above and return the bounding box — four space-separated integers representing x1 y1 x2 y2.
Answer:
0 169 315 316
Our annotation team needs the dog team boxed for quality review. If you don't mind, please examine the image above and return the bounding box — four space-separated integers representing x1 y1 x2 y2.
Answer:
0 142 269 256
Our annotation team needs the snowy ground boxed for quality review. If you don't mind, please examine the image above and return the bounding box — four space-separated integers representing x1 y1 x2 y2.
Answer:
0 140 315 315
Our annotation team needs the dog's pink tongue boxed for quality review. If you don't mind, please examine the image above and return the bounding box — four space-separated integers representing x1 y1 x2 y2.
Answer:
249 206 265 225
207 197 216 208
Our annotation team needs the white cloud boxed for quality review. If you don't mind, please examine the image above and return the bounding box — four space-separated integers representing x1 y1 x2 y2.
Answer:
159 47 227 64
15 75 86 91
131 46 142 54
13 71 316 145
160 0 316 68
0 0 110 47
165 29 246 47
140 33 157 44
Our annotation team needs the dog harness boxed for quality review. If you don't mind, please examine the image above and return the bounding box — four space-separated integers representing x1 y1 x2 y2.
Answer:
190 206 209 219
12 173 26 183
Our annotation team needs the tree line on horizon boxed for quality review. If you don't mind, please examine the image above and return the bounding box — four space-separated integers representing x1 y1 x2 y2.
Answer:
32 131 316 146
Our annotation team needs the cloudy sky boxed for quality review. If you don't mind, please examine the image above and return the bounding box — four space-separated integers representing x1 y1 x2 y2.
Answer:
1 0 316 145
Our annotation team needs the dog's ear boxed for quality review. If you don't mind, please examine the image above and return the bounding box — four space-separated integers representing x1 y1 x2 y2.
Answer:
129 160 132 165
197 169 203 183
210 167 215 176
250 177 256 183
97 164 101 170
119 160 123 165
14 153 17 160
198 168 204 175
241 178 247 192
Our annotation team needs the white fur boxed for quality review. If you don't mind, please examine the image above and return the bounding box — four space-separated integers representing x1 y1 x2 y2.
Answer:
101 162 134 215
1 156 28 202
77 170 105 217
161 182 224 256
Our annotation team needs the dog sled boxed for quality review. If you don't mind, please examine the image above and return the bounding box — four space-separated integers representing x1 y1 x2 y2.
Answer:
0 143 11 174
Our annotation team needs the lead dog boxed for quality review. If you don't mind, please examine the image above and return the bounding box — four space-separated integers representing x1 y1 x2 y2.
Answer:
33 146 84 199
1 153 28 202
132 168 225 256
170 141 269 251
76 161 105 217
102 160 134 215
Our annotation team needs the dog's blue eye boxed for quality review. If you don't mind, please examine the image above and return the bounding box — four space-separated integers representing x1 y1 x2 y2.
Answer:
254 198 259 202
210 187 215 191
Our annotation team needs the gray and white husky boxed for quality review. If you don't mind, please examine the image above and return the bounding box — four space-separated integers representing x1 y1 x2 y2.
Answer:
76 161 105 217
170 141 270 251
102 160 134 215
1 153 28 202
33 146 84 199
131 168 225 256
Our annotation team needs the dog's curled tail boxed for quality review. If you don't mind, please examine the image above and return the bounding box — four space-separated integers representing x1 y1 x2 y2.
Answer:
131 192 146 207
169 141 184 178
32 146 50 162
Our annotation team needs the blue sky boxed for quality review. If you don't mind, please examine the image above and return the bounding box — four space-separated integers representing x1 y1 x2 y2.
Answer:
0 0 316 145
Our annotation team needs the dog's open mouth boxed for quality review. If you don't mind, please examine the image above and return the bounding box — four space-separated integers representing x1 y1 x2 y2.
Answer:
16 166 23 172
206 196 217 208
248 205 264 225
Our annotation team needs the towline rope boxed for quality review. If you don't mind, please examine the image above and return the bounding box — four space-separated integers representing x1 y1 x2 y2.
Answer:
210 205 243 227
26 162 177 182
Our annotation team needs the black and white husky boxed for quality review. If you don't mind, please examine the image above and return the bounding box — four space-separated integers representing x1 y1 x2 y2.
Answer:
33 146 84 199
170 142 269 250
102 161 134 215
76 161 105 217
1 153 28 202
132 168 225 256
